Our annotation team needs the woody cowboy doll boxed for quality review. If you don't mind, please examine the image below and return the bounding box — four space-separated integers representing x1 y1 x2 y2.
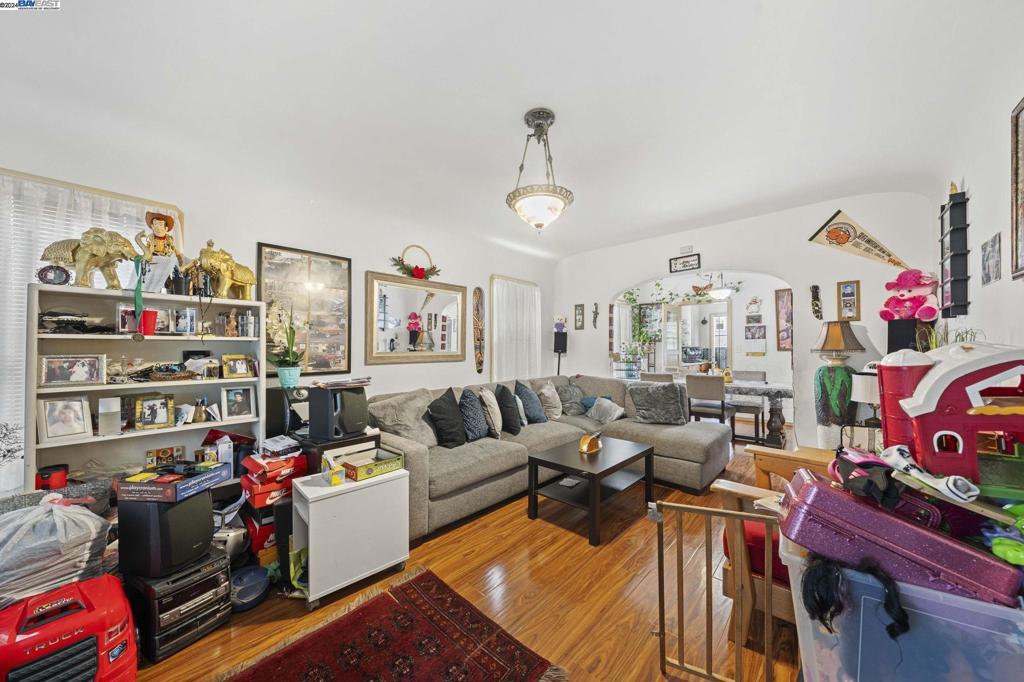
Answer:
136 211 184 266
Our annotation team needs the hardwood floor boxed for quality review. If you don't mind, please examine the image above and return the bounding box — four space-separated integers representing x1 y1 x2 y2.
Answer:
140 445 800 682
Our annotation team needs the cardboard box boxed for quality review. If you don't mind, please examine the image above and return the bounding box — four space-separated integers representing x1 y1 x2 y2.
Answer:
342 451 405 482
241 453 308 485
115 462 231 502
242 511 276 552
240 473 294 508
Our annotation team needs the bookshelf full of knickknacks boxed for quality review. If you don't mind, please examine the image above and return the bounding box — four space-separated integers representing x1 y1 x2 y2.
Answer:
24 283 266 492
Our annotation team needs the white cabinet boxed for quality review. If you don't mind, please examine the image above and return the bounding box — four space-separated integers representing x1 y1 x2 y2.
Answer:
291 469 409 606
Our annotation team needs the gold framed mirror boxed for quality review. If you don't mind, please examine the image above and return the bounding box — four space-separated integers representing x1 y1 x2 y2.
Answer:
365 271 467 365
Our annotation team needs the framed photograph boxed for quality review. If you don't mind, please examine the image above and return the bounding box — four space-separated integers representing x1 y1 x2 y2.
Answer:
745 314 763 325
837 280 861 321
153 307 172 334
981 232 1002 286
221 386 256 419
744 325 766 340
39 354 106 387
173 307 197 334
774 288 794 351
146 445 184 466
668 253 701 273
257 243 352 375
37 396 92 444
1012 96 1024 279
134 394 175 430
222 354 255 378
574 304 585 330
116 303 138 334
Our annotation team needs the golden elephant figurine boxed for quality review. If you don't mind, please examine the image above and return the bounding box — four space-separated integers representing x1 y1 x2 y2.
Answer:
182 240 256 300
40 228 139 289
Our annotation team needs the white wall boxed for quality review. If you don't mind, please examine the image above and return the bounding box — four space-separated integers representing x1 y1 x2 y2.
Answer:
553 192 935 446
1 143 555 396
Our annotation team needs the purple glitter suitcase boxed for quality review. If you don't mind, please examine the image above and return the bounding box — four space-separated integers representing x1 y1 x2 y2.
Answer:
780 468 1021 607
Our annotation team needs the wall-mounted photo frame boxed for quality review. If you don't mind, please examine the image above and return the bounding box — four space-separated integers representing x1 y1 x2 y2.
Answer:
257 243 352 375
39 354 106 387
36 396 92 444
574 304 585 330
1011 95 1024 279
774 288 794 351
668 253 701 273
981 232 1002 286
837 280 861 321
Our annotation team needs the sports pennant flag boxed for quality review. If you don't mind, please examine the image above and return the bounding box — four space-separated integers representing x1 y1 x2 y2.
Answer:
809 210 909 269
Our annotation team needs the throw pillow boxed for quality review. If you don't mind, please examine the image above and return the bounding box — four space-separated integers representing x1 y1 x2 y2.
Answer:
556 384 586 416
628 383 688 425
514 381 548 424
477 388 502 438
580 395 611 411
366 388 438 446
536 381 563 420
427 388 468 449
493 384 522 435
514 395 528 426
459 389 490 442
586 397 625 425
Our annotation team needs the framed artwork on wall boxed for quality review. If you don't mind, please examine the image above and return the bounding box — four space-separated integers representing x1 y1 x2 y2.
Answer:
981 233 1002 286
774 288 793 351
257 243 352 375
837 280 861 321
1012 95 1024 279
668 253 701 273
574 304 584 330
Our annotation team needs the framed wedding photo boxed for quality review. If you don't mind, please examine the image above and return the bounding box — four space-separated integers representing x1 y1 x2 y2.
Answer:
39 354 106 387
37 396 92 444
222 354 255 379
134 394 174 430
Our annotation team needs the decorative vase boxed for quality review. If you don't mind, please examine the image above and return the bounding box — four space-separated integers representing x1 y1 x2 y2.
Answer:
278 366 301 389
408 330 420 349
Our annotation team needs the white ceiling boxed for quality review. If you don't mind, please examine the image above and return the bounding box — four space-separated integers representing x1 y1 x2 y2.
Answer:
3 1 1024 259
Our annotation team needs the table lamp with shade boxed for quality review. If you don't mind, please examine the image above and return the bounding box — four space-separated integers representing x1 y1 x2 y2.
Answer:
851 365 882 429
812 321 865 447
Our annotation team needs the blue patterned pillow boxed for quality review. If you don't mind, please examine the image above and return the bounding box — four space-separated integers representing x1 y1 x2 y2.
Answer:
459 388 490 441
514 381 547 424
580 395 611 410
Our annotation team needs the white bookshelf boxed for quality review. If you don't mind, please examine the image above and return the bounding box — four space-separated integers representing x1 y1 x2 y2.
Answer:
24 284 266 491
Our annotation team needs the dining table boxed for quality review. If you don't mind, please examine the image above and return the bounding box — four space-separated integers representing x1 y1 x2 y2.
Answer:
675 377 794 447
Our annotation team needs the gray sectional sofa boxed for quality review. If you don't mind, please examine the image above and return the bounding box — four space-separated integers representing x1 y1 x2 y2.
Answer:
368 374 733 540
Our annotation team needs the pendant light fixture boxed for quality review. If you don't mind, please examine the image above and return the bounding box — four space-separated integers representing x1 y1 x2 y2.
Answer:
506 107 574 232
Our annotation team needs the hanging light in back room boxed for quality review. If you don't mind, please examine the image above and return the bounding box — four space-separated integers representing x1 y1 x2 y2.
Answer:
505 107 574 232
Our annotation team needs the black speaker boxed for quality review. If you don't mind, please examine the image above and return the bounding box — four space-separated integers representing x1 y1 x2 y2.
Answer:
118 491 214 578
309 386 368 440
887 319 923 353
273 499 293 587
553 331 568 354
266 387 310 438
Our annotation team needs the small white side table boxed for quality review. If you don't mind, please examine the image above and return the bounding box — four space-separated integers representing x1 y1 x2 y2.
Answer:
291 468 409 609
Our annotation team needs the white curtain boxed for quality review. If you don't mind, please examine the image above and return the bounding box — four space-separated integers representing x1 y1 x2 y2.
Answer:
490 277 541 381
0 172 178 495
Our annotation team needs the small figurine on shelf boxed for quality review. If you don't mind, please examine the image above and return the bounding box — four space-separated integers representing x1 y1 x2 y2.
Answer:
879 269 939 322
40 228 139 289
225 309 239 338
135 212 184 265
181 240 255 300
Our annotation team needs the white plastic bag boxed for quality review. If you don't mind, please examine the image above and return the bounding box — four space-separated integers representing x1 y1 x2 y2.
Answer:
0 493 110 608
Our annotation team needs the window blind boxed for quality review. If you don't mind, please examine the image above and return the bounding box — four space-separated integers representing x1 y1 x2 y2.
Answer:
490 276 542 382
0 172 179 495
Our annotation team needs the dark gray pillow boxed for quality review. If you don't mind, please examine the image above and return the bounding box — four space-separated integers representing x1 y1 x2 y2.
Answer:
459 389 490 441
556 383 586 416
493 384 522 435
628 383 688 424
514 381 547 424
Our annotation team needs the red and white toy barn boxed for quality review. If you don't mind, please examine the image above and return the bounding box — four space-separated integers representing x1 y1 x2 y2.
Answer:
878 342 1024 499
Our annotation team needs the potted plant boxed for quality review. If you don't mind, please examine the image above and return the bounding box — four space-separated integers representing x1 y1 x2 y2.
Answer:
269 307 303 388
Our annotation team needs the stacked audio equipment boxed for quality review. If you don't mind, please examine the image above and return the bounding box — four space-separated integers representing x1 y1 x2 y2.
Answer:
118 491 215 578
308 386 368 440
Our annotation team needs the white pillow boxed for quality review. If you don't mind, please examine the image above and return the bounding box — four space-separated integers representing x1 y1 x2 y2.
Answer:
537 381 563 420
514 395 528 426
477 387 502 437
586 397 625 425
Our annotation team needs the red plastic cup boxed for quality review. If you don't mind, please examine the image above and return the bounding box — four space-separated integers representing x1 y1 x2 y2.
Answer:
138 309 158 336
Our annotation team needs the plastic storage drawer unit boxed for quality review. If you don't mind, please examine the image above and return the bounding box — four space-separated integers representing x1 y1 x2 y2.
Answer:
779 536 1024 682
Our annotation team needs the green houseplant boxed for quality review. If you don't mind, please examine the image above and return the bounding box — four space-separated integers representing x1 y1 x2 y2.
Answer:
269 307 303 388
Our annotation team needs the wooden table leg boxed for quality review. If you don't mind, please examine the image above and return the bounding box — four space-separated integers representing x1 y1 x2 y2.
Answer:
527 461 538 519
588 476 601 546
644 452 654 503
765 396 786 448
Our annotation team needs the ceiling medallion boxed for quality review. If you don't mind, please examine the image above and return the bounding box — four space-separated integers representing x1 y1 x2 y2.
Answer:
506 107 574 232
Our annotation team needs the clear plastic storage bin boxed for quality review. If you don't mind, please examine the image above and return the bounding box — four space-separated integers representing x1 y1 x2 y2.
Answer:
779 535 1024 682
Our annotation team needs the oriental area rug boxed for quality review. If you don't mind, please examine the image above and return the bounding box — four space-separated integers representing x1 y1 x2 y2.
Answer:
223 568 567 682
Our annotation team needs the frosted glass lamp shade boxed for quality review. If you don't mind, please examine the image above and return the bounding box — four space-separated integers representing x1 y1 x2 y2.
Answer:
707 288 733 300
506 184 574 231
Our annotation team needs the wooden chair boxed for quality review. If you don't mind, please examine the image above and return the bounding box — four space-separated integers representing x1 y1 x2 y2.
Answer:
711 480 795 649
640 372 674 382
686 374 737 437
731 370 767 444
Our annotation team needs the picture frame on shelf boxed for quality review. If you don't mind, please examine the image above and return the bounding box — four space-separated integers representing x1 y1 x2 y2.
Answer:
221 386 256 419
222 354 255 378
115 303 138 334
257 243 352 375
173 307 198 334
39 354 106 387
36 396 92 444
134 394 175 430
837 280 861 321
153 307 172 334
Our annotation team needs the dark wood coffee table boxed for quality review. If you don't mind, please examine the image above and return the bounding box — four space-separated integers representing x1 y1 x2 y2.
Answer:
528 437 654 546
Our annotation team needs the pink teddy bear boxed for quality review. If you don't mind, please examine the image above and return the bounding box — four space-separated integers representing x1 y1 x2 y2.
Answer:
879 269 939 322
